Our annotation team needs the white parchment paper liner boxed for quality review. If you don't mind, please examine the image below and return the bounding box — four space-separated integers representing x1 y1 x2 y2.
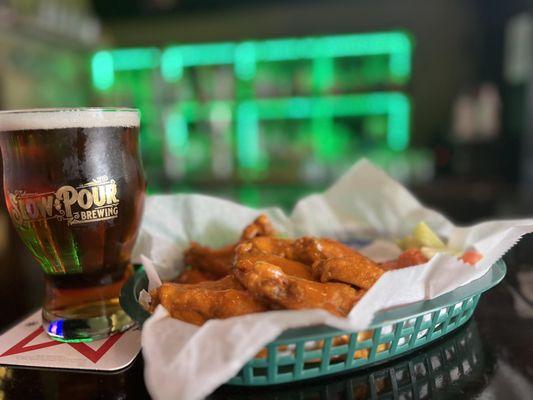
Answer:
132 160 533 400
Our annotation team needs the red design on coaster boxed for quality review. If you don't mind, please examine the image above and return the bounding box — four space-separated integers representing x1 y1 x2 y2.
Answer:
0 327 62 357
0 311 141 371
68 333 123 363
0 327 123 363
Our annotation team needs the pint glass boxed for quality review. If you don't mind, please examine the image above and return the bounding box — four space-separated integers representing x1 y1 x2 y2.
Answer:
0 108 145 341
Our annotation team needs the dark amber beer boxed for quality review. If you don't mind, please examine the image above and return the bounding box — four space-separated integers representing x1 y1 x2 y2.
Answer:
0 108 145 341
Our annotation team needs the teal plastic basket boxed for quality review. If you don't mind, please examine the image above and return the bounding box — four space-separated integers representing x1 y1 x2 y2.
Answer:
212 318 486 398
120 260 506 387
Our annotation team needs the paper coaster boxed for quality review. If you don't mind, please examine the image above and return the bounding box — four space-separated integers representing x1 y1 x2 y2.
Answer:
0 310 141 371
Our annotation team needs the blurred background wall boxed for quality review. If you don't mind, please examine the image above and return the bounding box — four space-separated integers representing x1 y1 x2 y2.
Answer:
0 0 532 326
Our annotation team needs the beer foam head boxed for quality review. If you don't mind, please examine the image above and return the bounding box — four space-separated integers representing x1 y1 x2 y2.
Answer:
0 108 140 132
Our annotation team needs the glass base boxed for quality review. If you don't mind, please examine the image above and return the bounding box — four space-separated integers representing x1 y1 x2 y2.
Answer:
42 298 135 342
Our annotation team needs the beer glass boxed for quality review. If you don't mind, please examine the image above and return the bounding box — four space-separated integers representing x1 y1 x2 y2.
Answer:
0 108 145 341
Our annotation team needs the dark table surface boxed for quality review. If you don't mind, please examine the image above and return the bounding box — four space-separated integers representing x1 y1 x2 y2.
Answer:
1 243 533 400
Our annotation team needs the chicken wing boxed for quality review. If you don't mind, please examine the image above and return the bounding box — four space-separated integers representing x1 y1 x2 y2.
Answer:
314 256 384 289
153 285 268 325
183 214 276 277
380 248 428 271
292 237 361 265
235 241 312 280
175 268 218 284
150 276 267 325
150 275 244 310
291 237 383 288
184 242 234 278
234 260 362 317
241 214 276 240
172 275 244 291
247 236 295 258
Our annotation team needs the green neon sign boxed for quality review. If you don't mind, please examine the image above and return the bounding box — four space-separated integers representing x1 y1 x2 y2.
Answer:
91 51 114 90
91 48 160 90
90 31 413 183
168 93 410 172
92 31 412 87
